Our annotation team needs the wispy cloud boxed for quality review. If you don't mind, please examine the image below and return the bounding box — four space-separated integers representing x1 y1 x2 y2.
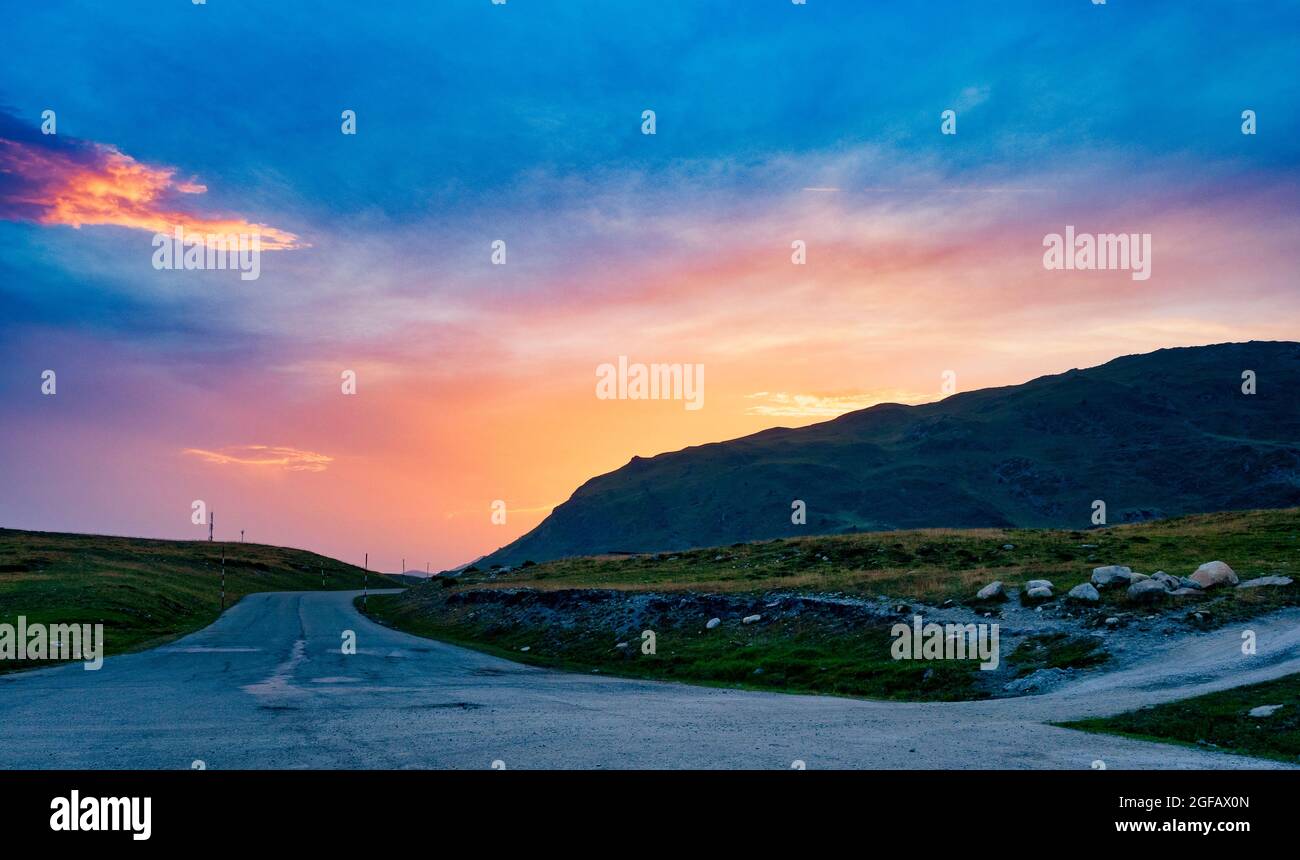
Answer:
0 109 303 249
182 445 332 472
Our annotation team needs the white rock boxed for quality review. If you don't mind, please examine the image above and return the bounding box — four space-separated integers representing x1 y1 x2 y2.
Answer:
1026 579 1054 591
705 617 721 629
1104 616 1120 626
1190 560 1238 589
615 642 628 649
519 646 530 652
976 581 1005 601
1024 586 1053 602
1248 704 1284 718
742 614 762 625
1091 565 1133 588
1237 575 1293 589
1067 583 1101 603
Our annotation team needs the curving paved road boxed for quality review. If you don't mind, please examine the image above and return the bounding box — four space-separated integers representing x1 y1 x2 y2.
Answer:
1 590 1297 769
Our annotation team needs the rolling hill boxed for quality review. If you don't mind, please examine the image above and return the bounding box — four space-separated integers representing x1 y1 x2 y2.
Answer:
0 528 397 672
478 341 1300 568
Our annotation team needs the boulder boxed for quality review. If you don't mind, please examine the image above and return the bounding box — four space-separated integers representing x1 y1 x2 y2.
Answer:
1190 561 1238 589
1067 583 1101 604
1151 571 1181 591
1128 572 1150 583
1023 586 1054 603
1127 579 1168 604
1178 577 1203 590
1091 565 1133 588
1104 616 1121 627
1237 576 1293 589
976 581 1006 601
705 617 721 629
1026 579 1054 591
1248 704 1284 718
742 614 762 625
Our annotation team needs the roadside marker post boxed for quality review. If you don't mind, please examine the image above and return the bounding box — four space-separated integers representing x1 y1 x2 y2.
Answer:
364 552 368 608
220 548 226 610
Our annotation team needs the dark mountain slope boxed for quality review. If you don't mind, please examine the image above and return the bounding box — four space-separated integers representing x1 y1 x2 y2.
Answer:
478 341 1300 567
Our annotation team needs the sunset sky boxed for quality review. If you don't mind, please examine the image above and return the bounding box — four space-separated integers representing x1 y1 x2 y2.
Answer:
2 1 1298 571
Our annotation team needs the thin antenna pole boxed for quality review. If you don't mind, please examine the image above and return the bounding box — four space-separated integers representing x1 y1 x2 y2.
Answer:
364 552 368 607
209 511 214 542
220 547 226 610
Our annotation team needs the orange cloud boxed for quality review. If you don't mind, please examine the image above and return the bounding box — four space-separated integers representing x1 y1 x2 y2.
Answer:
182 445 332 472
0 112 303 249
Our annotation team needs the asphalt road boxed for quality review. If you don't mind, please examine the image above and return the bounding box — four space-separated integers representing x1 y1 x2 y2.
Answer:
1 590 1297 769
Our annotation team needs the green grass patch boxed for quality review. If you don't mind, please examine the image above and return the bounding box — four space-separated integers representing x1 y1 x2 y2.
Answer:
1007 632 1110 678
465 507 1300 621
361 592 986 701
1060 673 1300 764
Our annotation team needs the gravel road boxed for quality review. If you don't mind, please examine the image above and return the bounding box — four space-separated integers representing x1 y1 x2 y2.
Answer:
1 589 1296 769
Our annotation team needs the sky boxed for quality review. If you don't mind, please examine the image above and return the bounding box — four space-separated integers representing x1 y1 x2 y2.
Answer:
1 0 1298 572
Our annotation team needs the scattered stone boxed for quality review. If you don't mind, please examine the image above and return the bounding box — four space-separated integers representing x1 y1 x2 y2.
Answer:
519 646 530 652
1127 579 1168 604
1169 588 1205 596
1091 565 1133 588
1237 576 1293 589
1178 577 1203 590
1151 571 1181 591
615 642 628 650
752 667 764 676
1067 583 1101 604
1026 579 1054 591
1002 544 1015 550
1104 616 1120 627
976 581 1005 601
1128 572 1151 584
1248 704 1284 718
1190 560 1238 589
705 617 721 630
742 614 762 625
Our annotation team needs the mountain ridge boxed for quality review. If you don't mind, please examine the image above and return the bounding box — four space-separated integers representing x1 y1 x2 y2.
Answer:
474 341 1300 568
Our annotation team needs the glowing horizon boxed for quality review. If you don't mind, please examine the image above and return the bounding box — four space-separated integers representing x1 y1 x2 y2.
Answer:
2 1 1298 572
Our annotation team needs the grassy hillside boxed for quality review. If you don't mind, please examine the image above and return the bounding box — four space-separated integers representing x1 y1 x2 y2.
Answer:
364 508 1300 702
0 528 395 673
482 341 1300 567
466 508 1300 615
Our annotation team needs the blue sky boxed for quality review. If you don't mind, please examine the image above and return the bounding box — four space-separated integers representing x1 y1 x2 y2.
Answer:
1 0 1297 568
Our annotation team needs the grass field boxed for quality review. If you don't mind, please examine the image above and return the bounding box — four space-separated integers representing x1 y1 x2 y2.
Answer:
362 591 989 700
0 528 394 673
1060 673 1300 764
460 508 1300 620
364 508 1299 701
